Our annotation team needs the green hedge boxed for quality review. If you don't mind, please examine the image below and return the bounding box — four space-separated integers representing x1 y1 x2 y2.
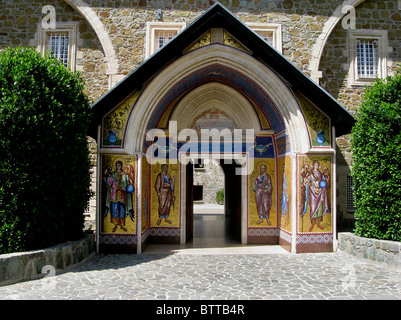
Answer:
0 47 93 253
351 70 401 242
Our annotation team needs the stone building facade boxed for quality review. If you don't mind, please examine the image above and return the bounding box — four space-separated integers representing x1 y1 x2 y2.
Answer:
1 0 399 252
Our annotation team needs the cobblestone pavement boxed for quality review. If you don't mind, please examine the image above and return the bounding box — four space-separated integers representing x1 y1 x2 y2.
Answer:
0 249 400 300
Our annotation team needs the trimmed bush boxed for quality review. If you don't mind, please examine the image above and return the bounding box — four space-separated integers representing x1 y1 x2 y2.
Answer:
0 46 93 253
351 70 401 242
216 189 224 204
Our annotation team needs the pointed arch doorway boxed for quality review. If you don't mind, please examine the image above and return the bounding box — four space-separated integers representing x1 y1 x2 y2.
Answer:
138 56 303 253
170 81 259 248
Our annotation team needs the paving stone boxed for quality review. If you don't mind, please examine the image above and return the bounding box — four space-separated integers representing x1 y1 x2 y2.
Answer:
0 250 400 300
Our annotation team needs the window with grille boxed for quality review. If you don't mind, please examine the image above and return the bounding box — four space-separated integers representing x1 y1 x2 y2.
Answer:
348 29 388 87
156 30 176 50
258 30 274 46
46 32 69 67
356 39 378 79
346 175 356 213
37 23 77 71
247 23 282 53
145 22 186 58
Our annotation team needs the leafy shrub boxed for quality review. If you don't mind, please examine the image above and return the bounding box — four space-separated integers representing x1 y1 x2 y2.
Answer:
351 70 401 242
216 189 224 204
0 46 93 253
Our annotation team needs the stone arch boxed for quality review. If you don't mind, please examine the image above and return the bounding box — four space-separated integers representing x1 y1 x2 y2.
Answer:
170 82 261 134
63 0 118 81
309 0 367 83
124 45 311 155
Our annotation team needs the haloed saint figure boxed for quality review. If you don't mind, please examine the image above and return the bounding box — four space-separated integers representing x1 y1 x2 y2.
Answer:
252 164 273 225
154 164 176 225
300 160 330 232
104 161 134 232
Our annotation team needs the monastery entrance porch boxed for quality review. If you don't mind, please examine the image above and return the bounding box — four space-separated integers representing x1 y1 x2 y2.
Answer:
92 5 355 254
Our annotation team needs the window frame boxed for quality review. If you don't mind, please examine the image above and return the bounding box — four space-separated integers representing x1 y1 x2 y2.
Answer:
347 29 388 87
145 22 186 59
246 23 282 53
37 22 78 71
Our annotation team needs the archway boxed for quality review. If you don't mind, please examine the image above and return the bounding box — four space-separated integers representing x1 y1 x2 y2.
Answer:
93 4 355 254
131 45 307 251
124 45 311 155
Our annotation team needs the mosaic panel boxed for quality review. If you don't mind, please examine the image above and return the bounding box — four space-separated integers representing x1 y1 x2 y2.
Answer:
278 155 291 233
296 92 331 148
248 134 277 228
102 92 139 147
150 160 180 228
298 154 332 234
100 155 137 235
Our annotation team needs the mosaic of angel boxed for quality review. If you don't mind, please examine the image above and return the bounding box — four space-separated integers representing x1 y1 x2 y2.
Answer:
104 161 135 232
300 160 330 232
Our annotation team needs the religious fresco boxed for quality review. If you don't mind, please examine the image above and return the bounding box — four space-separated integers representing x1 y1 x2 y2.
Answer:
278 156 291 233
248 135 276 228
249 158 276 228
298 154 332 234
183 30 211 54
150 161 180 228
296 92 331 148
102 92 139 147
101 155 136 234
223 30 252 54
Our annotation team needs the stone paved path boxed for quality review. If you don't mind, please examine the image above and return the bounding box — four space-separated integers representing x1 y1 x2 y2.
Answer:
0 250 400 300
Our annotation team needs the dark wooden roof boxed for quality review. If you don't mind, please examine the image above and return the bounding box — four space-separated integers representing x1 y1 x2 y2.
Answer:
90 3 355 138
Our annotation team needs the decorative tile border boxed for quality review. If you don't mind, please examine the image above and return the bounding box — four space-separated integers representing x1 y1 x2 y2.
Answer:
99 234 137 245
150 228 181 237
296 233 333 244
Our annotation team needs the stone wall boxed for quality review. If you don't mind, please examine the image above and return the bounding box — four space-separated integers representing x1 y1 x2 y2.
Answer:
0 0 108 102
320 0 401 114
193 159 225 204
2 0 400 118
319 0 401 227
338 232 401 267
2 0 401 231
0 234 95 286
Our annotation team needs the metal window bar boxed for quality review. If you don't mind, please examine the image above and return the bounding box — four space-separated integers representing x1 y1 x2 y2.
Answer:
258 31 274 46
157 31 175 49
46 32 69 67
346 175 356 213
357 39 377 79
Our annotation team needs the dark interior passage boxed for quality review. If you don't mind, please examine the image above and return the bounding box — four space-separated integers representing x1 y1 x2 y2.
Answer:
186 159 242 247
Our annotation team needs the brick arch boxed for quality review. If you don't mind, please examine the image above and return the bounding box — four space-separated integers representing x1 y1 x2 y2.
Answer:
309 0 367 83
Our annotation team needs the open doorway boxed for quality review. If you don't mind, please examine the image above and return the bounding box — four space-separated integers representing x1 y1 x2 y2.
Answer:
185 159 242 248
